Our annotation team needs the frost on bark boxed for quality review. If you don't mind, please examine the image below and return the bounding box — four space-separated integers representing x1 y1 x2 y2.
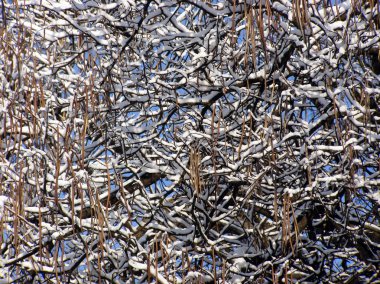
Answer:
0 0 380 283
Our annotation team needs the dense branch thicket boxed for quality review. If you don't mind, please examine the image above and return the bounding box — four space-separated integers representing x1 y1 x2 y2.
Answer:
1 0 380 283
